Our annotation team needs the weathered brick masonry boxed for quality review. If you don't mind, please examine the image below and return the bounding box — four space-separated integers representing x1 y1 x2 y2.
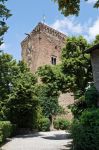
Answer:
21 22 74 120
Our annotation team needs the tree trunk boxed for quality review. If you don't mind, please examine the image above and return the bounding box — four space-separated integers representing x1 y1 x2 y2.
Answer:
49 115 54 131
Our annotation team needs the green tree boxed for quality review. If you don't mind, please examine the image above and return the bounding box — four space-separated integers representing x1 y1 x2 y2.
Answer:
0 52 39 128
37 64 67 92
0 51 18 101
6 65 38 128
69 84 99 118
37 65 64 129
37 84 59 116
61 36 92 99
53 0 99 16
0 0 12 45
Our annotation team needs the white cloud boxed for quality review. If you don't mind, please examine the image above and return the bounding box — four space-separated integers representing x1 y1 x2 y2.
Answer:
51 17 83 35
0 43 6 50
88 18 99 39
87 0 97 4
51 17 99 42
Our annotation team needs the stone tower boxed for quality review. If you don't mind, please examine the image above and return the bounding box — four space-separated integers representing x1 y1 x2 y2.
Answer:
21 22 66 73
21 22 74 120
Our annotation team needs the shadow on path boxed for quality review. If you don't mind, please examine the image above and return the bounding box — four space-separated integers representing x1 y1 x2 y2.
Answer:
42 133 71 140
16 132 43 138
61 141 73 150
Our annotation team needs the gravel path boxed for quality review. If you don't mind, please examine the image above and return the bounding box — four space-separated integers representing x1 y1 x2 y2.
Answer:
1 131 72 150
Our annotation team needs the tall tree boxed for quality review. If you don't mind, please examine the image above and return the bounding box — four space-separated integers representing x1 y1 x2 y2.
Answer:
0 51 18 101
0 52 39 129
53 0 99 16
37 65 64 129
0 0 12 45
6 64 38 128
61 36 93 99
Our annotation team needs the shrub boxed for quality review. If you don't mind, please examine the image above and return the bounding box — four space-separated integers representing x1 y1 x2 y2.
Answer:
71 109 99 150
0 121 12 144
38 118 50 131
54 118 70 130
85 85 99 107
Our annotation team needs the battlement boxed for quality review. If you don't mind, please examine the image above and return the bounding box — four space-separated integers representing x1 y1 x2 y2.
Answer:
21 22 66 44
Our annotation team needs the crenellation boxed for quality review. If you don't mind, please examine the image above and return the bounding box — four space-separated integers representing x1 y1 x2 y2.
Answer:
21 22 66 45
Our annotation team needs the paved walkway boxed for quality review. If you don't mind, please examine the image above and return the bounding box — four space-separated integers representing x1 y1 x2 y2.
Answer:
1 131 72 150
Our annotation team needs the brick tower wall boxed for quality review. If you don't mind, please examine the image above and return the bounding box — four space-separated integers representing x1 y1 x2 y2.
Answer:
21 23 66 73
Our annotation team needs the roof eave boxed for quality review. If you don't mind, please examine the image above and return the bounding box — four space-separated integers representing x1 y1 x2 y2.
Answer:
86 43 99 53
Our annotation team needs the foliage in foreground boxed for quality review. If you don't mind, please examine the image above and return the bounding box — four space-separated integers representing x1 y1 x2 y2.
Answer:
69 84 99 118
0 0 12 45
71 84 99 150
0 121 12 144
71 109 99 150
53 0 99 16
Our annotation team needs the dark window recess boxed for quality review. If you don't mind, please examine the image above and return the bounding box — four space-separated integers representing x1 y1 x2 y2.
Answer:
51 56 56 65
55 46 57 49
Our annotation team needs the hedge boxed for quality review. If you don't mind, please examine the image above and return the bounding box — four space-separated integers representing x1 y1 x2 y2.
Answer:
38 118 50 131
0 121 13 144
54 118 70 130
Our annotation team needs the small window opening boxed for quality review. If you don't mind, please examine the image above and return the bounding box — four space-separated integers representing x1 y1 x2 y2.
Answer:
51 56 56 65
55 46 57 49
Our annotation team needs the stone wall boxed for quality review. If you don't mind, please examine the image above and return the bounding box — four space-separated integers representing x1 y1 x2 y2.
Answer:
58 93 74 120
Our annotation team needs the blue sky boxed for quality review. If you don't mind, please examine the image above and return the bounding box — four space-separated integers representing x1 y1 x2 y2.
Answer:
0 0 99 60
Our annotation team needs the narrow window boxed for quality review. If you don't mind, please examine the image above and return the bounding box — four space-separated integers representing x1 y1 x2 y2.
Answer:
51 56 56 65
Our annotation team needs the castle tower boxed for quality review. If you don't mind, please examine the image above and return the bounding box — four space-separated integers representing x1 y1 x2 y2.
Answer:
21 22 74 120
21 22 66 73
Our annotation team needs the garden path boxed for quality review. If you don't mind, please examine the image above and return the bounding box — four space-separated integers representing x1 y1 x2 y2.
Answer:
1 130 72 150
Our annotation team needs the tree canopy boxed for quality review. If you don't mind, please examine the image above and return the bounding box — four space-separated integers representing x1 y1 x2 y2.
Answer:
53 0 99 16
36 65 65 126
0 52 39 128
0 0 11 45
0 51 17 101
61 36 93 99
37 65 61 117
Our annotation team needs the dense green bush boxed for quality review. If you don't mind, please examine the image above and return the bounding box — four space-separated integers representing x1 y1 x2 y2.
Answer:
54 118 70 130
38 118 50 131
85 85 99 107
6 70 38 129
0 121 12 144
71 109 99 150
69 85 99 119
